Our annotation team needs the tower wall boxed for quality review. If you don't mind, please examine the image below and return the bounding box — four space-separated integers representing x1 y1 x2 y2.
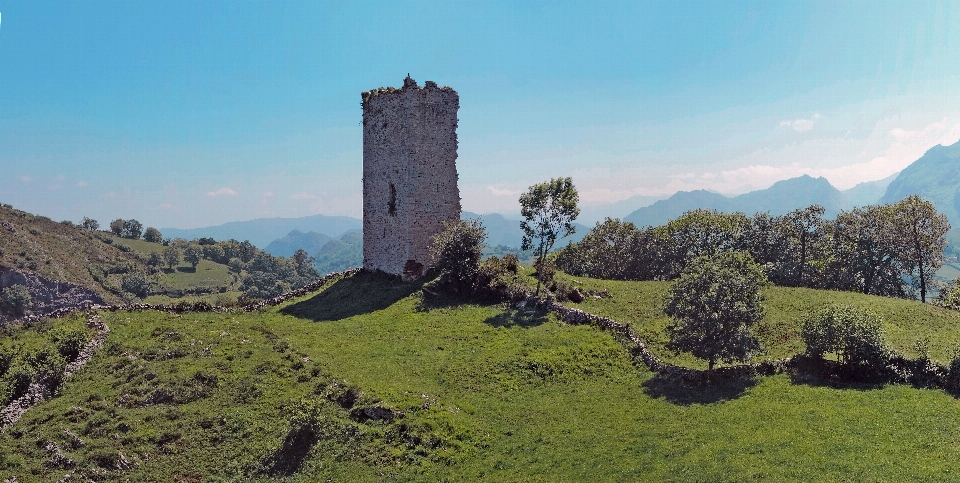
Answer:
361 76 461 281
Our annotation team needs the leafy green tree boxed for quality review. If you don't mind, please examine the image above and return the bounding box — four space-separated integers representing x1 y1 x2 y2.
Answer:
429 219 487 292
80 217 99 231
162 246 182 269
653 209 751 279
146 251 162 267
556 218 651 280
228 257 244 274
143 227 163 243
824 205 906 296
775 205 826 287
122 219 143 239
889 195 950 303
109 219 125 236
663 251 767 371
519 177 580 295
183 244 203 269
1 285 33 317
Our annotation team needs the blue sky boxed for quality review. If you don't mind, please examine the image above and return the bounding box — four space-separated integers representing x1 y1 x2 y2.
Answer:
1 0 959 228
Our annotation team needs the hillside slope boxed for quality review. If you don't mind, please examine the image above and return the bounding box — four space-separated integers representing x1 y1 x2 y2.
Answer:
0 204 145 305
4 272 960 481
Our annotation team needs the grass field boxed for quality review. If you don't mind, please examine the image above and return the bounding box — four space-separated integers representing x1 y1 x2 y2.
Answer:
109 237 240 297
3 271 960 481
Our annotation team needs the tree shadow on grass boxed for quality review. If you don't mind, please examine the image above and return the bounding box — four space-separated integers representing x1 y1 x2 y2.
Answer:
482 307 550 328
642 373 759 406
175 266 196 273
281 270 426 322
786 355 887 391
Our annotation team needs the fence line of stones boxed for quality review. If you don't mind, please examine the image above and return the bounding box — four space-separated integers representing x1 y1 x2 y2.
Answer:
0 268 361 431
538 298 791 385
1 314 110 430
539 298 960 393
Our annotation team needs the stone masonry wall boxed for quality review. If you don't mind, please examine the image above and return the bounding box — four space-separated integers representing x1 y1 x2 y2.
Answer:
361 76 461 281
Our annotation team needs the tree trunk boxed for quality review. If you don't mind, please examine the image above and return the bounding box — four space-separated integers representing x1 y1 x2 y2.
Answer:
798 232 807 287
708 358 715 371
913 223 926 303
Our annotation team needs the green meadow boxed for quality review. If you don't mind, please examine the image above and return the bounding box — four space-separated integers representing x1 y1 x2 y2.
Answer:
2 271 960 481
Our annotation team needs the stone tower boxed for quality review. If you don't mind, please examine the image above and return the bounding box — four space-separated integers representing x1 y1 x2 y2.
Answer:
361 75 461 281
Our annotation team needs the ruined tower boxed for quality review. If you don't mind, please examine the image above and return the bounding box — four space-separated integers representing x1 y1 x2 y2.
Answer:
361 75 461 281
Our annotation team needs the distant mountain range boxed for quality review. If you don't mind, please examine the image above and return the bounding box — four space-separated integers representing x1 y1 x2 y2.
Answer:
623 173 898 228
161 214 362 248
880 140 960 244
163 139 960 254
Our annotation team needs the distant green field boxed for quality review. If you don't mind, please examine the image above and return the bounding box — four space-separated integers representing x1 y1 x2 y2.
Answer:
3 271 960 481
109 237 239 296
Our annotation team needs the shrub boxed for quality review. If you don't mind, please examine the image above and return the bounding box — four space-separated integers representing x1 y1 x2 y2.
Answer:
533 257 556 284
0 345 15 377
80 217 99 231
800 304 889 368
1 285 33 317
25 347 66 389
5 364 35 402
121 272 150 298
50 327 90 362
429 219 486 293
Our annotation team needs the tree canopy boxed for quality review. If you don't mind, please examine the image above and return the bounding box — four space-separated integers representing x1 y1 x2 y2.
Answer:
663 251 767 370
519 177 580 295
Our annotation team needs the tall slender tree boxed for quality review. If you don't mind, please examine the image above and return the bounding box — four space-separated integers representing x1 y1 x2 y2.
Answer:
519 177 580 295
890 195 949 303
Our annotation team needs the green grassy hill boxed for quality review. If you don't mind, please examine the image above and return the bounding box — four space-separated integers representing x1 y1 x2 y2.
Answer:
3 271 960 481
0 205 144 304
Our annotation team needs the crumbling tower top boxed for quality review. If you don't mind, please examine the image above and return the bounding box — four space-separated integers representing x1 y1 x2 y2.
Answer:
361 76 461 281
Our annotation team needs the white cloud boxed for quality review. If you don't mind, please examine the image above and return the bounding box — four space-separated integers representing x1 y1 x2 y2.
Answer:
486 186 522 197
20 176 31 182
75 181 88 187
160 203 175 209
262 191 275 198
290 192 319 200
206 187 239 197
779 118 815 132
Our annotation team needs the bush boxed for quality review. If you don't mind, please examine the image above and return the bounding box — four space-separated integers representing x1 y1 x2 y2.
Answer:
0 345 17 377
429 219 486 293
51 327 90 362
5 364 35 402
25 347 66 389
121 272 150 298
801 304 889 368
533 257 556 284
1 285 33 317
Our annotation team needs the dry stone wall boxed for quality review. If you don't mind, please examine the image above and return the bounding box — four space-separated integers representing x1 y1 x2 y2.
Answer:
361 76 461 281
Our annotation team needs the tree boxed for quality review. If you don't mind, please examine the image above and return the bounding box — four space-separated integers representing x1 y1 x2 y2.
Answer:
147 251 163 269
109 219 125 236
519 177 580 295
183 244 203 269
889 195 949 303
653 209 751 279
162 246 182 269
143 227 163 243
122 219 143 239
663 251 767 371
80 217 100 231
824 205 906 296
429 219 487 292
775 205 826 287
555 218 650 280
121 272 150 299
